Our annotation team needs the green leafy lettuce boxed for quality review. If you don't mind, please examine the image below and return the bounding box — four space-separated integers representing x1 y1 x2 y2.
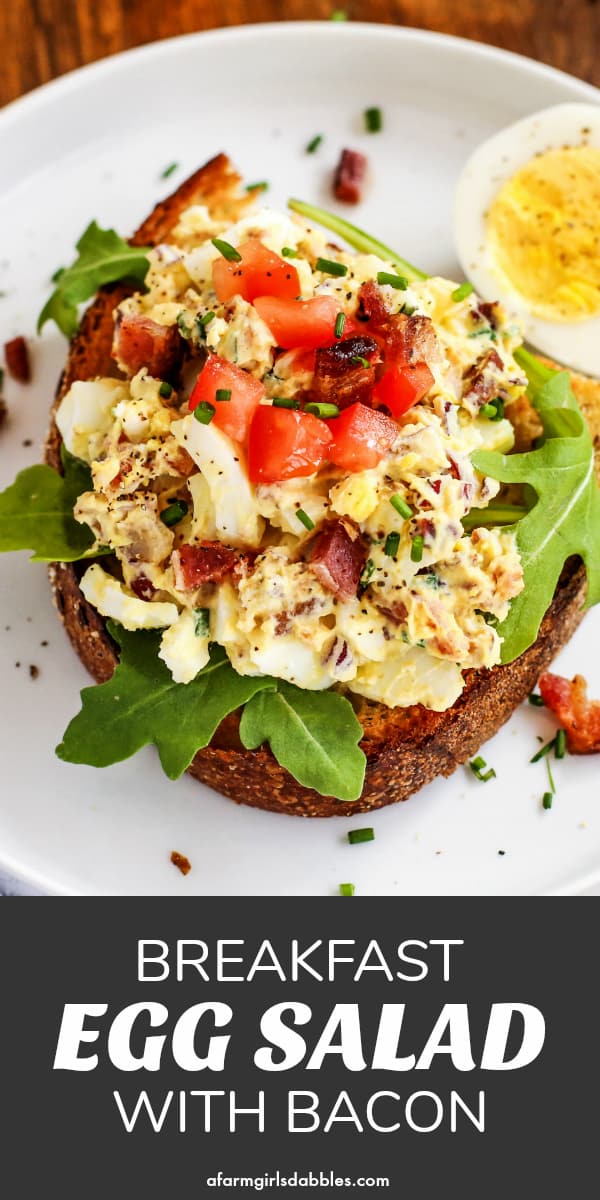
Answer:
240 681 366 801
38 221 151 338
0 447 98 561
57 625 275 781
472 348 600 663
56 624 367 797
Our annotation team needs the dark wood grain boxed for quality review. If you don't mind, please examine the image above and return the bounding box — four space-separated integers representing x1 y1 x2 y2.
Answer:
1 0 599 108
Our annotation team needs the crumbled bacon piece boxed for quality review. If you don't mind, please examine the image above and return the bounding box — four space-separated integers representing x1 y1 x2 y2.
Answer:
172 542 240 590
538 673 600 754
113 314 183 380
4 336 31 383
309 519 367 600
171 851 191 876
130 574 156 601
462 349 506 412
357 283 440 365
333 149 368 204
310 335 380 409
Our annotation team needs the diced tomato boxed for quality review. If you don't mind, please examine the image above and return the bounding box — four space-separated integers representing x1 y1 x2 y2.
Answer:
371 361 434 418
325 402 398 471
248 406 332 483
538 672 600 754
189 354 265 443
212 239 300 304
253 295 356 350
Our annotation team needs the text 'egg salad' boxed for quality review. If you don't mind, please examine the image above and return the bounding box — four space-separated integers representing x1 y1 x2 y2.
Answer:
56 199 527 713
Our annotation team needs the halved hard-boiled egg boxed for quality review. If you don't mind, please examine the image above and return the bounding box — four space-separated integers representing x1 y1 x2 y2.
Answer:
454 103 600 375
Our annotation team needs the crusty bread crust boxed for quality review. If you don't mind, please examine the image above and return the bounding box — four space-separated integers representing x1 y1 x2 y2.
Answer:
45 155 591 817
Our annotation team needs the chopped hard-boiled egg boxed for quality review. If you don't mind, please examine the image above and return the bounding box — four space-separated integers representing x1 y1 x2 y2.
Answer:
158 609 210 684
56 379 128 463
80 563 178 630
171 414 264 547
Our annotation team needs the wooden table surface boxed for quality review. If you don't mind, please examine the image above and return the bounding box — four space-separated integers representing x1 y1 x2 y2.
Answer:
1 0 599 109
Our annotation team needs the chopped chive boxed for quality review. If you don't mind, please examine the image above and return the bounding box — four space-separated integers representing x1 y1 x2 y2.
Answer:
306 134 323 154
160 499 189 527
211 238 242 263
451 282 474 302
542 791 553 810
272 396 300 410
530 738 556 763
410 534 424 563
177 312 192 338
400 303 417 316
546 756 556 794
377 271 408 290
469 755 496 782
315 256 348 277
296 508 315 531
339 883 355 896
469 326 496 339
161 162 179 179
331 9 348 19
246 181 269 192
351 355 370 368
304 401 340 418
555 728 567 759
193 607 210 638
364 106 383 133
159 381 173 399
348 827 375 845
215 388 232 403
390 494 413 519
193 401 215 425
197 310 216 328
281 246 299 258
333 309 348 338
528 693 545 707
359 557 375 589
481 397 504 421
384 531 400 557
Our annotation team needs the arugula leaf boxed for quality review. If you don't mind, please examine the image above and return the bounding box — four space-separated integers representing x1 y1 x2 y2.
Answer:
240 681 366 801
472 349 600 663
56 624 276 780
287 199 427 282
38 221 151 337
0 447 96 561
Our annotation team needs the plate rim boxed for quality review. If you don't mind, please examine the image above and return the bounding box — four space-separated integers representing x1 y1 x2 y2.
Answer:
1 20 599 896
1 21 598 136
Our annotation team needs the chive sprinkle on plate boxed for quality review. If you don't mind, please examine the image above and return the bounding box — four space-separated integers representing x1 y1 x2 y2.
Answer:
364 106 383 133
339 882 355 896
315 256 348 277
348 827 375 845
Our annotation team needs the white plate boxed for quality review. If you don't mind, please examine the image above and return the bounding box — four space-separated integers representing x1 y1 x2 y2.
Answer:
1 22 599 896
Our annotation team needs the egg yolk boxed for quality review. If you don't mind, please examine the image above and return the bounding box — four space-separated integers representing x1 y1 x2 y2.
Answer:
486 144 600 322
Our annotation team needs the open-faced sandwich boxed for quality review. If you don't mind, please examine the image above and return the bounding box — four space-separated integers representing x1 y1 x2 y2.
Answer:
1 153 599 814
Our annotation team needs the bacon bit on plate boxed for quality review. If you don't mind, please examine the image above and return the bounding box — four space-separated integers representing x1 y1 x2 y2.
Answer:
538 672 600 754
170 850 192 876
4 336 31 383
309 518 367 600
333 148 368 204
113 313 183 380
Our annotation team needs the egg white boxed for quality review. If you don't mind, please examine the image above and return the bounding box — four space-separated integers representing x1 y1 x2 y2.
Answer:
454 102 600 376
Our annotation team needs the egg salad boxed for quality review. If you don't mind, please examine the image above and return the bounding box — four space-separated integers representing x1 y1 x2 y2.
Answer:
55 202 528 713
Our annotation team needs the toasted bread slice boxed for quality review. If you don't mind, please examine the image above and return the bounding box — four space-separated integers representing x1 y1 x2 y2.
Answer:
45 155 595 817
